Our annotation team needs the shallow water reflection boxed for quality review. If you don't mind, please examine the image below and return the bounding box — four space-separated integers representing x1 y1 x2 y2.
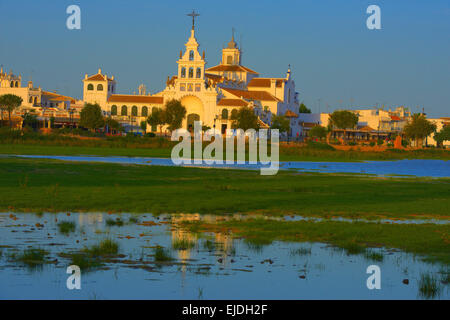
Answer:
14 155 450 177
0 212 448 299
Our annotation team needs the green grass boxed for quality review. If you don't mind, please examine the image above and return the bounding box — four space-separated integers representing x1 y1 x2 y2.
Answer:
83 239 119 257
57 221 76 234
418 273 443 299
0 157 449 221
364 250 384 262
16 248 49 267
181 218 450 265
68 253 102 271
172 239 196 250
106 218 124 227
153 247 173 262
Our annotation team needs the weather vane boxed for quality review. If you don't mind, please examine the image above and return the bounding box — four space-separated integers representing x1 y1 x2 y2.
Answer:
187 9 200 30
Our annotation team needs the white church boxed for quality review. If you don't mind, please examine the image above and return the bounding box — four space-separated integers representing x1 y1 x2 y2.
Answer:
82 13 301 136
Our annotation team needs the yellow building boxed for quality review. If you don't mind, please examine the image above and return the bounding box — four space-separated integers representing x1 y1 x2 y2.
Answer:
81 17 300 134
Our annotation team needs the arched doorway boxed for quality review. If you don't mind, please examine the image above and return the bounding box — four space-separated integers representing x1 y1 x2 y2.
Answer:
187 113 200 131
180 95 204 129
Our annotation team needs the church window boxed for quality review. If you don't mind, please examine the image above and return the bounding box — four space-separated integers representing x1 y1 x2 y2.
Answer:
196 68 201 78
121 105 127 116
222 109 228 120
15 81 19 87
180 84 186 91
10 81 14 87
141 106 148 117
111 105 117 115
189 50 194 61
131 106 138 116
97 84 103 91
34 97 38 105
181 67 186 78
29 97 33 103
187 84 193 92
188 67 194 78
195 84 201 92
87 83 94 91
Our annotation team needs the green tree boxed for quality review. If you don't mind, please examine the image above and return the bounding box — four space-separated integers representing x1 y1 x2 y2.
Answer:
163 99 186 132
434 126 450 148
105 117 123 134
329 110 358 144
403 114 437 148
140 121 147 134
309 125 327 140
147 107 166 135
0 94 23 127
299 102 311 114
270 114 290 134
79 103 105 132
231 106 260 131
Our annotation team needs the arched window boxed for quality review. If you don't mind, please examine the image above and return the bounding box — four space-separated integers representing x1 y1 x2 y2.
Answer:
34 97 38 105
111 105 117 115
29 97 33 103
231 109 238 119
121 105 127 116
131 106 138 116
189 50 194 61
97 84 103 91
188 67 194 78
15 81 19 87
141 106 148 117
221 109 228 120
181 67 186 78
10 81 14 87
87 83 94 91
222 109 228 119
196 68 201 78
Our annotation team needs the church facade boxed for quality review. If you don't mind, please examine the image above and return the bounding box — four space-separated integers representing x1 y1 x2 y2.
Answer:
82 19 301 135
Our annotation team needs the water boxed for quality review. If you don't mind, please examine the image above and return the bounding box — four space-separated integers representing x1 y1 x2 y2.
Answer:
0 212 448 300
12 155 450 177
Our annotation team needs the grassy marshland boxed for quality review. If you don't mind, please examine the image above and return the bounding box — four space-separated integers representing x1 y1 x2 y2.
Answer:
180 218 450 265
0 157 449 221
15 248 49 267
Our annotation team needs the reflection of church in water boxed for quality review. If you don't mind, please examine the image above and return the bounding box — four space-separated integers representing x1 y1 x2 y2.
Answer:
82 11 300 134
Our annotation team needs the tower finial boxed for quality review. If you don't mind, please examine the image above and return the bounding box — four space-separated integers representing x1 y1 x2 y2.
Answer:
187 10 200 30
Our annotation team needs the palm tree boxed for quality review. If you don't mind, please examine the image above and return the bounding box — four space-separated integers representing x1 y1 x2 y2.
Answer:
0 94 23 128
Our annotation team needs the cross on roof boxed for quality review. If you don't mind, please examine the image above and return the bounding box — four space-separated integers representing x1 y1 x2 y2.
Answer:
187 10 199 30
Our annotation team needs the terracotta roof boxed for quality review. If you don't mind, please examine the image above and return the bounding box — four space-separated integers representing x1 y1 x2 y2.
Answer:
247 78 284 88
222 88 281 102
108 94 164 104
206 64 258 74
217 98 248 107
357 125 376 132
390 115 402 121
41 91 76 103
85 73 114 82
285 110 298 118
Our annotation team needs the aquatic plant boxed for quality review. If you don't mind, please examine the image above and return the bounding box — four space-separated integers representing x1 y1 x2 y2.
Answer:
58 221 76 234
172 239 196 250
69 253 102 271
17 248 49 267
290 247 312 256
418 273 442 299
153 247 172 262
202 240 216 251
364 250 384 262
106 218 124 227
84 239 119 257
128 216 139 224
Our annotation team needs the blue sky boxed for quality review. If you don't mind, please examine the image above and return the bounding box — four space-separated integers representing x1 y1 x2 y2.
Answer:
0 0 449 117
